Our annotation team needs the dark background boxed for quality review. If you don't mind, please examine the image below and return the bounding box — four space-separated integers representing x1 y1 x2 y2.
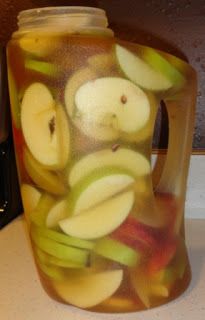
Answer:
1 0 204 151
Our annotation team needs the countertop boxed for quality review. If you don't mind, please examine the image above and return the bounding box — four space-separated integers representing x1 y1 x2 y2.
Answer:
0 217 205 320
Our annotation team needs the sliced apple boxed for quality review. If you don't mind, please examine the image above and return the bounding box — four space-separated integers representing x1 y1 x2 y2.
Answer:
53 269 123 308
64 67 120 141
94 237 140 267
69 148 150 187
147 238 177 275
70 168 135 214
65 67 96 118
100 296 136 312
142 47 185 89
130 269 169 308
25 59 59 77
46 199 69 229
115 44 173 91
31 227 89 265
21 184 41 214
73 118 119 141
87 52 115 74
36 258 65 281
59 190 134 239
24 148 67 195
21 82 70 169
30 193 56 226
7 67 21 128
55 103 70 169
19 33 60 57
75 77 150 137
35 247 84 269
32 225 94 250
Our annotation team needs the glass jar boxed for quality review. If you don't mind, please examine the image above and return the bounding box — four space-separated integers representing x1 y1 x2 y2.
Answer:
7 6 197 313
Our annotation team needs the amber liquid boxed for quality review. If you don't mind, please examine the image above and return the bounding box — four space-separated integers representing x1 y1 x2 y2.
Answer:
7 31 194 312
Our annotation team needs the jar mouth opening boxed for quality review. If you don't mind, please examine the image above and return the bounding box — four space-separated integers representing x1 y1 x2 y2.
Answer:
18 6 106 20
17 6 107 29
16 6 113 36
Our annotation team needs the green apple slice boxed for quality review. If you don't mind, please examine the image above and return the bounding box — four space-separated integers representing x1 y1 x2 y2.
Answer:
46 199 69 229
30 193 56 226
69 148 150 187
21 184 41 214
142 47 185 89
115 44 173 91
21 83 70 169
94 237 140 267
37 258 65 280
32 225 94 250
70 168 135 214
75 77 150 136
7 67 21 128
35 247 84 269
24 148 67 195
53 269 123 308
25 59 59 77
31 228 89 265
59 190 134 239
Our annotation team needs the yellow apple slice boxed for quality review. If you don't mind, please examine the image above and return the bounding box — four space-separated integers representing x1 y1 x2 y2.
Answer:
65 67 96 118
19 33 60 57
130 269 169 308
30 193 56 226
87 52 115 74
70 168 135 214
75 77 150 136
24 148 67 195
115 44 172 91
21 82 70 169
69 148 150 187
46 199 69 229
73 118 119 141
53 269 123 308
59 190 134 239
21 184 41 214
64 68 119 141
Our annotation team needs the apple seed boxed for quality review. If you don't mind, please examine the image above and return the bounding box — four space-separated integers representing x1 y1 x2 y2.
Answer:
120 94 127 104
49 116 55 136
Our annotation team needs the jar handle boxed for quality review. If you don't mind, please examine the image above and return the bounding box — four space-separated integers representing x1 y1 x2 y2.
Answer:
154 78 197 231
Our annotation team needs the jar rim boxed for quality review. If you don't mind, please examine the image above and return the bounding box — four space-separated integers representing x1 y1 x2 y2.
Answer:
18 6 106 21
15 6 113 36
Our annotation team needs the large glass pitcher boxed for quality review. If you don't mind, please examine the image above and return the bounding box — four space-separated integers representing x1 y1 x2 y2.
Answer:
7 6 197 313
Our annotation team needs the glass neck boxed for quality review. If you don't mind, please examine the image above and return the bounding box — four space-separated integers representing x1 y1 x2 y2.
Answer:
14 6 114 37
